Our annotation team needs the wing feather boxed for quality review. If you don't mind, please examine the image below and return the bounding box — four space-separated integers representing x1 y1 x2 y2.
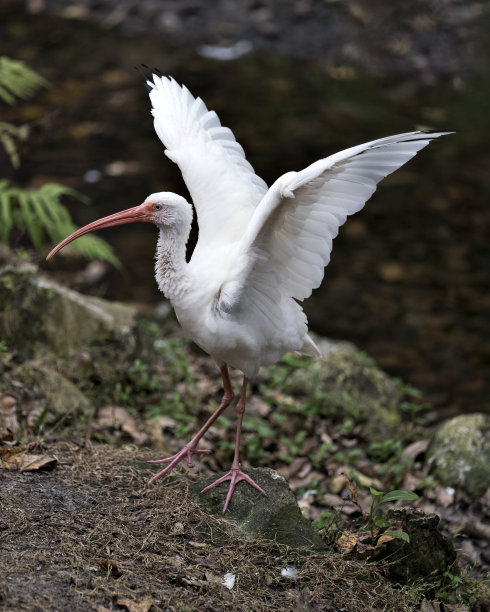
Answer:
147 74 268 250
221 131 451 316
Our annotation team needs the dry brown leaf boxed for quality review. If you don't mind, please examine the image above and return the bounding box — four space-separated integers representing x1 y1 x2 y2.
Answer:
20 454 57 472
0 445 57 472
336 528 382 558
403 439 429 460
97 405 148 446
376 533 395 546
321 492 358 515
117 593 153 612
346 478 359 505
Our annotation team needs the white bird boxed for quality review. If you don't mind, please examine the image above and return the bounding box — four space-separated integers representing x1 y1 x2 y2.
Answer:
47 72 450 512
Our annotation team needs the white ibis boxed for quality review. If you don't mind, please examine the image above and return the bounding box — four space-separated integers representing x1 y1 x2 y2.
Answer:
47 72 450 512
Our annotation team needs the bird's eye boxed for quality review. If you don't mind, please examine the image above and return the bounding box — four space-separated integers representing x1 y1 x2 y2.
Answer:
154 204 162 211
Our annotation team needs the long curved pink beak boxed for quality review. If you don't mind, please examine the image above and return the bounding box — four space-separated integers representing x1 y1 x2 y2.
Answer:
46 204 152 261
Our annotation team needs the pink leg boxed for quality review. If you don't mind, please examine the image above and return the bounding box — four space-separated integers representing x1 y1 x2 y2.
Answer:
200 376 266 513
148 365 234 485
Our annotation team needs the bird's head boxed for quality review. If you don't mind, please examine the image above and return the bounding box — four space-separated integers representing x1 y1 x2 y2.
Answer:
46 192 193 261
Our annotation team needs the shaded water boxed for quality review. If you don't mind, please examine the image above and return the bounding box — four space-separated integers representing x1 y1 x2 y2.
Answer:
2 3 489 419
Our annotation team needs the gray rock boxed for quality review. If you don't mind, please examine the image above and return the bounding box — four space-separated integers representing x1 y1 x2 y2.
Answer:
191 467 326 549
3 360 94 429
0 263 137 359
427 413 490 497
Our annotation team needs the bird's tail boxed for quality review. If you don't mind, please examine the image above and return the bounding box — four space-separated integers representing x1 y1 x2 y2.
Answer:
298 334 322 358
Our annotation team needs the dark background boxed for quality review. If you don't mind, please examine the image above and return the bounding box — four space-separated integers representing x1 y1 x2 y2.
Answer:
1 0 489 420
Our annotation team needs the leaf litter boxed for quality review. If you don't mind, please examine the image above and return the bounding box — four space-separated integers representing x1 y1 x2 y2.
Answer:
0 442 420 612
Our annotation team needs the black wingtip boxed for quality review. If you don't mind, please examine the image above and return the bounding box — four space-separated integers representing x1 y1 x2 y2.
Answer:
135 65 152 92
135 64 166 92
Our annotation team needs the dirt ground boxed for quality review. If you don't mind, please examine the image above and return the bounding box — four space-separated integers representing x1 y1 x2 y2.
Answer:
1 442 423 612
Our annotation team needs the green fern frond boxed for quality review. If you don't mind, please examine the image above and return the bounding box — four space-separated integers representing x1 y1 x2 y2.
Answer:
0 180 121 267
0 181 14 242
0 57 48 105
0 121 28 168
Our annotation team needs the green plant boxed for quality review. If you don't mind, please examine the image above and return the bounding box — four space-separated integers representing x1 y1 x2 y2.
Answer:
434 569 490 607
0 57 118 265
0 339 12 368
0 56 48 105
366 487 419 545
128 358 161 392
154 338 193 385
0 180 120 264
0 56 49 167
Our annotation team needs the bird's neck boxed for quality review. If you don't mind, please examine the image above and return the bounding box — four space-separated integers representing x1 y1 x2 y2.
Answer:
154 228 190 303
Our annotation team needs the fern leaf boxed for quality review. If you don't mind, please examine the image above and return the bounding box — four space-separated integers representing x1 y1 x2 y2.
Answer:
0 121 23 167
0 57 48 105
40 182 90 206
0 84 15 105
17 191 43 250
0 186 14 242
0 180 120 266
72 234 121 268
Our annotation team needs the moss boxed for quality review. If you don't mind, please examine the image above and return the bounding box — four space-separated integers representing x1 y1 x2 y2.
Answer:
0 264 136 359
276 341 403 441
4 360 94 430
427 413 490 496
379 508 458 590
191 467 327 549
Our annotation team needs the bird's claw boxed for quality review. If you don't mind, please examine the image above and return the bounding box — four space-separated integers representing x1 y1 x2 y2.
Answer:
148 445 211 484
200 463 266 513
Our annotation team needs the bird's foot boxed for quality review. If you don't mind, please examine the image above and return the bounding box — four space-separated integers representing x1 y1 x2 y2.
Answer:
200 463 266 513
148 445 211 484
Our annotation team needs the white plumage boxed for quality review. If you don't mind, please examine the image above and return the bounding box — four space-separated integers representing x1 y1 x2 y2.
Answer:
47 73 450 512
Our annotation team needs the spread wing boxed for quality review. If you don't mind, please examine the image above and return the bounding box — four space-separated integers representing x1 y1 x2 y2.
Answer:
146 74 268 250
218 131 451 315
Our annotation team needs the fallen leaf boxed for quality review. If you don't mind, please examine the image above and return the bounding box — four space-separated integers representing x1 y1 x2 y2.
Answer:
97 405 148 446
20 454 57 472
0 445 57 472
335 528 396 559
403 439 429 460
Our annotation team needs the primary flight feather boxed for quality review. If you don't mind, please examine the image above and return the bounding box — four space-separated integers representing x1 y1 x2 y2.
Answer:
47 72 451 512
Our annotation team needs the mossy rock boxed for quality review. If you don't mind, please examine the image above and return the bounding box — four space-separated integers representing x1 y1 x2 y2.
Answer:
3 360 94 429
281 340 402 440
379 508 458 588
0 263 137 359
427 413 490 497
190 467 327 549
